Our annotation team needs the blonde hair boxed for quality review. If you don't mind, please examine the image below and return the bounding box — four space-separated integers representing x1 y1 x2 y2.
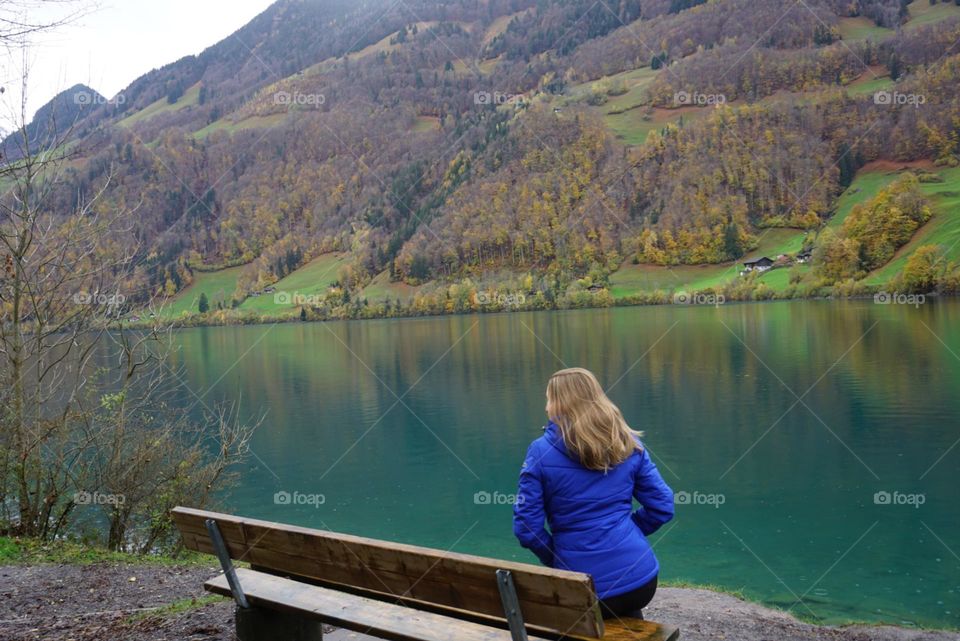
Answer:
545 368 643 471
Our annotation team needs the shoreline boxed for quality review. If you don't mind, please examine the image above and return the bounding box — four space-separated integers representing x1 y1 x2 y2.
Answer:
132 289 950 331
0 561 955 641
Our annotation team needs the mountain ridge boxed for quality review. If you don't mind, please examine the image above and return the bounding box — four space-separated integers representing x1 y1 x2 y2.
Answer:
2 83 103 158
9 0 960 320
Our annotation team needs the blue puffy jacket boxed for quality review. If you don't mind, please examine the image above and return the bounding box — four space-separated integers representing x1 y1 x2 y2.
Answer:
512 421 674 598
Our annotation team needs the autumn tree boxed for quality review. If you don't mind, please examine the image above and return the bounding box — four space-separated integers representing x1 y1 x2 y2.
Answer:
901 244 942 292
841 173 932 272
814 228 862 282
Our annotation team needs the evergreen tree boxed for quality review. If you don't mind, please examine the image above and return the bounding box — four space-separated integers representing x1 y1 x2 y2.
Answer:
887 52 902 81
838 143 857 188
166 81 184 104
723 219 743 259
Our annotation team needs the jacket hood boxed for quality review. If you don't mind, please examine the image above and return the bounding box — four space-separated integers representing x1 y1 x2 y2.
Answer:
543 420 574 458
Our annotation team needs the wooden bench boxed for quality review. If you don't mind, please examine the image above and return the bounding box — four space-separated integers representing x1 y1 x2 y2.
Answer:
172 507 679 641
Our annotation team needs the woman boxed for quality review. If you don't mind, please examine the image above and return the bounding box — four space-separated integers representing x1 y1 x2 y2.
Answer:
513 368 674 620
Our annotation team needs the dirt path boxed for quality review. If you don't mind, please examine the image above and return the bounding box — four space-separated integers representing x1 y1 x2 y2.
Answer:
0 563 234 641
0 563 955 641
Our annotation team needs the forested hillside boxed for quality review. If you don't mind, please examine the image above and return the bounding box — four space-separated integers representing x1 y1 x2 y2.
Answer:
8 0 960 322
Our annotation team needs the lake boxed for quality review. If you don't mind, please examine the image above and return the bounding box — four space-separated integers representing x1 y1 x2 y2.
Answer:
169 300 960 629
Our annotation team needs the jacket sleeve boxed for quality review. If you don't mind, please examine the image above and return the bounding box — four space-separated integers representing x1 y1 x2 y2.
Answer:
513 442 554 567
631 445 675 536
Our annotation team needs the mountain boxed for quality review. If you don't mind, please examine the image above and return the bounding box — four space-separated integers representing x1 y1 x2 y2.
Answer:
2 83 104 159
16 0 960 318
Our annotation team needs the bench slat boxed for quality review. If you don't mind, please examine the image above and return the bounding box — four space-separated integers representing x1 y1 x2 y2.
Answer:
206 568 554 641
177 519 595 614
174 507 604 638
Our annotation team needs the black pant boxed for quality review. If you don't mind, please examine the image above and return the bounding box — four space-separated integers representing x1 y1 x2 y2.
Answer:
599 575 658 620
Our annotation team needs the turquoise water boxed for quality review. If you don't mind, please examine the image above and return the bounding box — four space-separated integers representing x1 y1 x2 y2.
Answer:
169 300 960 628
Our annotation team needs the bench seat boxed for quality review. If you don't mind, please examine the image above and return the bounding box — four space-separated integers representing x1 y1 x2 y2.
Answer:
206 568 679 641
208 568 552 641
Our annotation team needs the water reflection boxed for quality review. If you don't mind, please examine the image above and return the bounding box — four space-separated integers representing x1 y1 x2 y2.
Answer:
168 300 960 628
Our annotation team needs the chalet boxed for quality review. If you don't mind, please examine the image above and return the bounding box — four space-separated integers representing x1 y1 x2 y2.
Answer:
264 286 276 294
796 248 813 264
742 256 774 273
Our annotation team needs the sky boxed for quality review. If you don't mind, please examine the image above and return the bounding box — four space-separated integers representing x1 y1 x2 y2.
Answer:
0 0 275 128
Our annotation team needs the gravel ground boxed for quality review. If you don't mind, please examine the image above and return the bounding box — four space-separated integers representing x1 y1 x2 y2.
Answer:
0 563 955 641
647 587 959 641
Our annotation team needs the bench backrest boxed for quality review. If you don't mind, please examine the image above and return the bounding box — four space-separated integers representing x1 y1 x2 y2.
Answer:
173 507 604 638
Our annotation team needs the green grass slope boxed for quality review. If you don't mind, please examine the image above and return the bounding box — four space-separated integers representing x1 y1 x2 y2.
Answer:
602 68 660 111
559 67 701 146
604 106 710 147
812 162 960 286
837 16 894 42
118 83 201 128
193 113 288 140
360 269 421 303
844 71 894 97
828 167 905 230
157 265 244 318
609 263 733 297
563 67 657 104
610 228 809 297
864 165 960 284
347 21 446 60
238 253 349 314
757 264 810 291
905 0 960 29
748 227 808 258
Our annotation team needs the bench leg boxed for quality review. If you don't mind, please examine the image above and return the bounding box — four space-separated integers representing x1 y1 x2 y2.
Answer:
234 604 324 641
